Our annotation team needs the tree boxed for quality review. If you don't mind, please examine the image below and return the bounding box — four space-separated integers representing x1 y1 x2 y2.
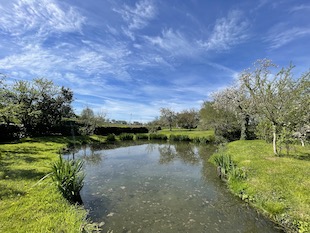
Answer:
0 77 74 135
160 108 176 131
212 85 255 140
79 107 97 136
176 109 199 130
239 59 310 154
199 101 240 141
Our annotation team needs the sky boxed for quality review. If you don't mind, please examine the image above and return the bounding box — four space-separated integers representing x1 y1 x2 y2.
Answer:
0 0 309 123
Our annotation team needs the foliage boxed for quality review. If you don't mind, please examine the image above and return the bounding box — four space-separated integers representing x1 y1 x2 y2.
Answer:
118 133 134 141
0 77 74 136
176 109 199 130
106 134 116 142
51 155 85 204
212 86 256 140
160 108 176 131
239 59 310 154
199 101 241 141
78 107 98 136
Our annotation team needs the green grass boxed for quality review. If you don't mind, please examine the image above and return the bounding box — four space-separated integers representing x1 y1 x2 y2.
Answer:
211 140 310 233
0 136 99 233
159 128 214 139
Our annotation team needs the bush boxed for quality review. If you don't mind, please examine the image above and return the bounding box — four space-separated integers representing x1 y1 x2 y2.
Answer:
0 124 25 142
94 126 148 135
119 133 134 141
136 134 149 140
106 134 116 142
169 134 191 142
51 156 85 204
149 134 168 140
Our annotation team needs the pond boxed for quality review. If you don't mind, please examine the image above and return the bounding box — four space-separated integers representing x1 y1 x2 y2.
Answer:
66 142 282 233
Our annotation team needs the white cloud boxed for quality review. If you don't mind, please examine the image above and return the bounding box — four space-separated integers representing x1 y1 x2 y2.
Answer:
144 28 199 57
289 4 310 13
0 0 85 36
266 26 310 49
199 10 249 51
115 0 156 30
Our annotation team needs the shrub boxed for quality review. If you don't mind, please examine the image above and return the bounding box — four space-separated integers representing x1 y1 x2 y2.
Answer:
169 134 191 142
149 133 168 140
106 134 116 142
51 155 85 204
119 133 134 141
136 134 149 140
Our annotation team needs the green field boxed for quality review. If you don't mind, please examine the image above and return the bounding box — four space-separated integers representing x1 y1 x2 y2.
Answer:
212 140 310 233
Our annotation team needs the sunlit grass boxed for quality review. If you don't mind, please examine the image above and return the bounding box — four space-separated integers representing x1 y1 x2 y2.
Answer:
159 128 214 138
215 140 310 232
0 137 91 233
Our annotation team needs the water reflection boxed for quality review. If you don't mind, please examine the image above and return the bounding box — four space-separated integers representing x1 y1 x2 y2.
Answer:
65 143 282 233
158 142 201 165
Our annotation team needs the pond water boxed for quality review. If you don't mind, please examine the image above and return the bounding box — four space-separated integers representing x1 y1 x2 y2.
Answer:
67 142 282 233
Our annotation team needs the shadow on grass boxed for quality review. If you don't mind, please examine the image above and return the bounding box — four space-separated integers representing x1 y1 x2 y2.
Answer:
2 168 46 181
0 184 26 200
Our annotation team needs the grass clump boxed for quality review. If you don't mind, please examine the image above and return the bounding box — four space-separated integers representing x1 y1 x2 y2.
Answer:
51 155 85 204
213 140 310 233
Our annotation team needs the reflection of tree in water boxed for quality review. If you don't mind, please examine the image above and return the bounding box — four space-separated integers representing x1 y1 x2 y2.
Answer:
158 143 200 165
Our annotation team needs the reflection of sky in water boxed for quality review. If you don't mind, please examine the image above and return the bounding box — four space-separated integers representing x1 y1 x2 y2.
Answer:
69 143 282 233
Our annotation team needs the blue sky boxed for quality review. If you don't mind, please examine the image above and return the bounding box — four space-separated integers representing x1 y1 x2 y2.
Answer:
0 0 309 122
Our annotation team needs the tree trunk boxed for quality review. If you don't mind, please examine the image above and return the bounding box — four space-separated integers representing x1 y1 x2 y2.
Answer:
240 114 250 140
272 124 278 155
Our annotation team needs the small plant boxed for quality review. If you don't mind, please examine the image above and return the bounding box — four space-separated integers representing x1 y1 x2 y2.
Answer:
119 133 134 140
106 134 116 142
136 134 149 140
51 155 85 204
149 133 168 140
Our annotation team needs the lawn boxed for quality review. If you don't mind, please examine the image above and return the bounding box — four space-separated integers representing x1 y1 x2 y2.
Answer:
213 140 310 233
0 136 100 233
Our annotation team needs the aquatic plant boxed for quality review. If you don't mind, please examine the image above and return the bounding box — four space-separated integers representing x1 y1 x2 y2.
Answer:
51 155 85 204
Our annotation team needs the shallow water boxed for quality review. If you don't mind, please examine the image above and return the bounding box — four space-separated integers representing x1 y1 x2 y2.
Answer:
68 142 282 233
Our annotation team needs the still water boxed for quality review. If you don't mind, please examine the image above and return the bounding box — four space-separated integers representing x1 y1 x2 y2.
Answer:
68 142 282 233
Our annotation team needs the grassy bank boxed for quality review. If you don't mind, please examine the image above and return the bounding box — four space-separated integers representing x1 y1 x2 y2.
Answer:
159 128 214 139
211 140 310 233
0 136 102 233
